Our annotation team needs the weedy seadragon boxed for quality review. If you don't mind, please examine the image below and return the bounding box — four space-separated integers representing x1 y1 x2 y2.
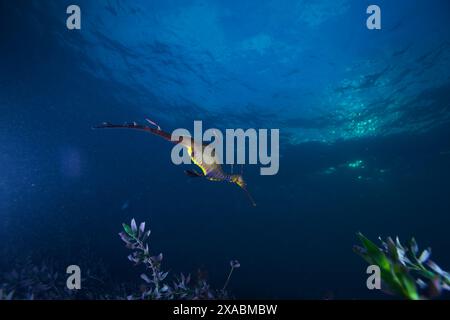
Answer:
94 118 256 206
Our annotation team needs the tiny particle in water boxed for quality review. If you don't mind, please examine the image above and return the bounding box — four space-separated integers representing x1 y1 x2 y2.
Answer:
121 200 130 210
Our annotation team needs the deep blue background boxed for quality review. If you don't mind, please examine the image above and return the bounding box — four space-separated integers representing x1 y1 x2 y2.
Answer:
1 0 450 299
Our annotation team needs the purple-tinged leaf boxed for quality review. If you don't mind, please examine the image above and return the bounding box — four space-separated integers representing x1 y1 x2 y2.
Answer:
428 276 442 298
230 260 241 268
144 230 151 241
140 273 152 284
139 222 145 236
131 219 138 235
119 232 131 244
160 271 169 281
154 253 163 262
127 254 138 263
160 285 169 293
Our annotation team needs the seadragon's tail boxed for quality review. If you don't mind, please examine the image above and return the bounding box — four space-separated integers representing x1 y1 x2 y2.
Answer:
93 119 176 143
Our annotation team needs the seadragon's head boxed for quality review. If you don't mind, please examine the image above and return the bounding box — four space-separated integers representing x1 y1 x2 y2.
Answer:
230 174 256 207
230 174 246 188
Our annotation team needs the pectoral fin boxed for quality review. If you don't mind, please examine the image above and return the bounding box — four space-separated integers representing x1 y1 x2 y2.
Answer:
184 170 204 178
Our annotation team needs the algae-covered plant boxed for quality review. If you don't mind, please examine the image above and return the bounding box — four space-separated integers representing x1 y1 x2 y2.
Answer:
119 218 238 300
354 233 450 300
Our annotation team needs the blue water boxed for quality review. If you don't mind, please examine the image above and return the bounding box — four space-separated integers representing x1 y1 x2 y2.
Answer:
1 0 450 299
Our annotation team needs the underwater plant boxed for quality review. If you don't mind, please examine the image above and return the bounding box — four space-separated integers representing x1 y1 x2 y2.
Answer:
0 219 238 300
0 257 73 300
0 288 14 300
119 218 238 300
0 256 118 300
354 232 450 300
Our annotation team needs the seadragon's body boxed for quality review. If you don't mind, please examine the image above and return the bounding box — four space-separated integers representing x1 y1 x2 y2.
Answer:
94 119 256 206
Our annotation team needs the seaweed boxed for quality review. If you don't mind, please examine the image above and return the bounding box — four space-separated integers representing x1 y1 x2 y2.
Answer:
0 257 73 300
0 288 14 300
0 256 118 300
119 218 238 300
354 232 450 299
0 219 238 300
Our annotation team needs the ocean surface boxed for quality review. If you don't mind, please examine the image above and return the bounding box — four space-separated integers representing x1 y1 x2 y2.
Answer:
1 0 450 299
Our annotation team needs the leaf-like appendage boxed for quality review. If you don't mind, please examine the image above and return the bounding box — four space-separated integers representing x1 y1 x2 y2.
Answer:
410 238 419 256
418 249 431 264
395 265 419 300
123 223 134 237
118 232 131 244
140 273 152 284
357 233 390 271
131 219 138 235
386 237 400 262
139 222 146 237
